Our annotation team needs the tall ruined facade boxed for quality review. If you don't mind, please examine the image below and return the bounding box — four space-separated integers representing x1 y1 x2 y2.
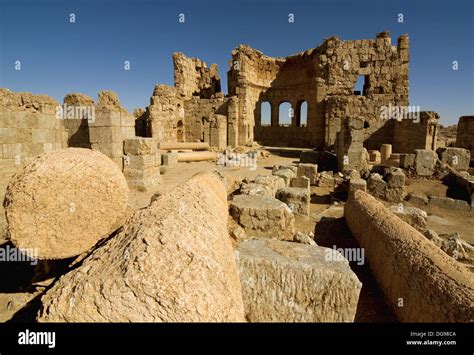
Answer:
144 31 437 153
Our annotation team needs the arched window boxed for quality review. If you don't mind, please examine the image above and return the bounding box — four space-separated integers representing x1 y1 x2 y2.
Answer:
260 101 271 126
299 101 308 127
278 102 293 126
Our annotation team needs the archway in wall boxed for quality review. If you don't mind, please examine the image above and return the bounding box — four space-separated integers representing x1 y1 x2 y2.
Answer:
278 102 293 127
260 101 271 126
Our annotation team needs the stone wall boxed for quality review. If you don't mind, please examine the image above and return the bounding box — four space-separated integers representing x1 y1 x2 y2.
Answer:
62 93 94 149
0 89 68 237
148 85 185 144
457 116 474 156
173 52 221 99
228 32 410 148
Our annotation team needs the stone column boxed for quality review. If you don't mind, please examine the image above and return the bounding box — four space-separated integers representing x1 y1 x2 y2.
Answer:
270 100 279 127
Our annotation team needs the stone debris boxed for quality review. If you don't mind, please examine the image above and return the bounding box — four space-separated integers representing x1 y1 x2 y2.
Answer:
276 187 311 217
38 172 245 322
388 205 428 232
239 182 274 197
4 148 129 260
414 149 438 176
437 147 470 171
272 168 295 186
236 239 362 322
293 231 316 245
296 163 318 185
428 196 471 211
317 171 335 188
289 176 310 190
229 195 295 240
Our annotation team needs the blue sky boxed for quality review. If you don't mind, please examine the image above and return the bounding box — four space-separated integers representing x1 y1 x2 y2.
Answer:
0 0 473 125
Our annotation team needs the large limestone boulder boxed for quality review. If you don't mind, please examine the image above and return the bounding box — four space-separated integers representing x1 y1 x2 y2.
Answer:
4 148 129 260
37 172 245 322
237 239 362 322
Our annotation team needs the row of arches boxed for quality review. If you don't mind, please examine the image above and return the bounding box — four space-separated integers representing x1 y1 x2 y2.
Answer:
259 101 308 127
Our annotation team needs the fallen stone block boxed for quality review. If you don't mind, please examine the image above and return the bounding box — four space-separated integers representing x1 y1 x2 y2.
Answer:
236 239 362 322
254 175 285 195
388 205 427 232
290 176 310 190
367 173 386 199
240 183 274 197
276 187 310 217
428 196 470 211
345 190 474 322
297 163 318 185
405 193 429 205
4 148 129 260
229 195 295 240
400 153 415 169
386 168 405 188
37 172 245 322
349 178 367 195
272 169 295 186
123 138 156 155
414 149 438 176
384 187 405 203
293 231 316 245
317 171 335 188
437 147 470 171
162 152 178 166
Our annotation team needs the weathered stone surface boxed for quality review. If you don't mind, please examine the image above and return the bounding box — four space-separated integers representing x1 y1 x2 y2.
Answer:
276 187 310 217
386 168 405 188
236 239 362 322
38 172 245 322
348 178 367 195
293 231 316 245
428 196 470 211
384 187 405 203
289 176 310 190
123 138 156 155
437 147 470 171
162 152 178 166
254 175 285 194
367 173 386 199
405 193 429 205
229 195 295 240
345 190 474 322
4 148 129 260
240 183 274 197
297 163 318 185
389 205 427 232
414 149 438 176
272 168 295 186
317 171 335 188
400 153 415 169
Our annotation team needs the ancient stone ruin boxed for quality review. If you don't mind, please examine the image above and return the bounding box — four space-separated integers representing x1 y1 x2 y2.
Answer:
0 31 473 324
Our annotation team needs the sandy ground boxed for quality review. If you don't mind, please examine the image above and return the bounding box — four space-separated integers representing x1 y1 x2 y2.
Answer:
0 147 472 323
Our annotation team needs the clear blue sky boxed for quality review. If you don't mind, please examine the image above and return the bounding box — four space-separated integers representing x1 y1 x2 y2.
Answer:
1 0 473 126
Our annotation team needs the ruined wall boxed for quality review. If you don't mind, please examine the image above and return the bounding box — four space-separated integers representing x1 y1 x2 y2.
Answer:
0 89 68 237
62 93 94 149
148 85 185 144
88 91 135 170
228 32 410 148
183 95 228 144
457 116 474 156
173 52 221 99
